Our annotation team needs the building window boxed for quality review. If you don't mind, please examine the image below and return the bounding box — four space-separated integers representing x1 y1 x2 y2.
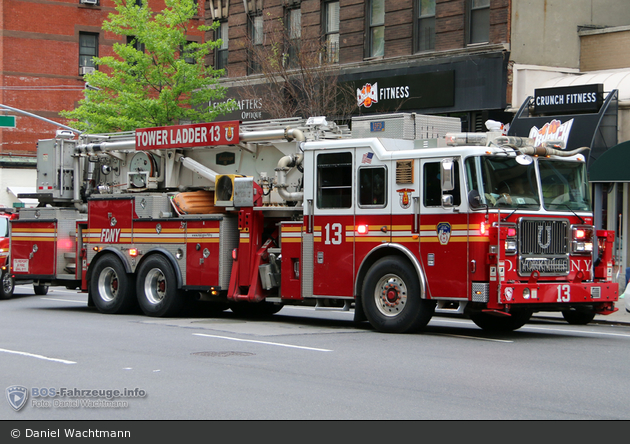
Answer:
126 35 145 53
324 1 339 63
181 41 196 64
468 0 490 44
248 13 263 74
285 6 301 68
79 32 98 70
215 21 229 72
368 0 385 58
416 0 435 52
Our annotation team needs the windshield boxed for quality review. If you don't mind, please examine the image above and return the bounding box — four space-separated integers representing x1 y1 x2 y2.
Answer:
0 218 7 238
540 159 591 211
465 156 540 209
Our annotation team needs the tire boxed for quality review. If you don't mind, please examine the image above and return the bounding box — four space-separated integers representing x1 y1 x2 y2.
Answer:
34 285 49 295
90 254 136 314
361 257 435 333
470 309 532 332
136 255 184 317
562 308 596 325
0 269 14 300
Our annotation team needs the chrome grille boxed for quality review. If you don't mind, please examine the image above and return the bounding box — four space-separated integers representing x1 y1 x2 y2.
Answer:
519 219 568 255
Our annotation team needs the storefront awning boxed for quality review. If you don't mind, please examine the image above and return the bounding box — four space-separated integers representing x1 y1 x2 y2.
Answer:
589 140 630 182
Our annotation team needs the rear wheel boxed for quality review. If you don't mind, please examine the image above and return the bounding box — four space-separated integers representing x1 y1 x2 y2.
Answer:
361 257 434 333
470 309 532 332
562 308 596 325
33 285 48 295
136 255 184 317
0 269 14 300
90 254 136 314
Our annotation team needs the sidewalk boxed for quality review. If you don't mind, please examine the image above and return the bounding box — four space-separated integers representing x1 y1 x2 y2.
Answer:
532 295 630 325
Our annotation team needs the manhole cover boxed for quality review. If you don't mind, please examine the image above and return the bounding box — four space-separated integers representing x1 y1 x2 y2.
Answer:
191 351 255 357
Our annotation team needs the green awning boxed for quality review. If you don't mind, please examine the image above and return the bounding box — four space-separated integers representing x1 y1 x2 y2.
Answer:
589 140 630 182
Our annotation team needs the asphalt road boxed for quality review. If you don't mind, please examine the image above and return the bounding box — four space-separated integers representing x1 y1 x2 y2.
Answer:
1 285 629 420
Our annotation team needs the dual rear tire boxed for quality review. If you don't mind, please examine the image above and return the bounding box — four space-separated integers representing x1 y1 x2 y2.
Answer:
90 254 184 317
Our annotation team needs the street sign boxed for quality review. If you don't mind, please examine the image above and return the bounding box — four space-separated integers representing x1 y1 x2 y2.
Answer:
0 116 16 128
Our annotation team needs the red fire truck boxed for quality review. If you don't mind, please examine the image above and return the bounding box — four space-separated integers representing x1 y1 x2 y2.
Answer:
8 114 619 332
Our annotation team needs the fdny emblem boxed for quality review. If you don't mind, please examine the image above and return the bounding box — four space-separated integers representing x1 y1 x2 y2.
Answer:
437 222 451 245
397 188 414 209
225 126 235 142
504 287 513 302
357 83 378 108
6 385 28 411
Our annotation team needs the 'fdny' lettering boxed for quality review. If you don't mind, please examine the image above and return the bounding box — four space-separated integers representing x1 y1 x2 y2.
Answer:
100 228 121 243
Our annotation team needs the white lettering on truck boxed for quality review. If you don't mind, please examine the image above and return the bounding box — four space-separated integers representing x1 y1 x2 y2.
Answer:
100 228 121 243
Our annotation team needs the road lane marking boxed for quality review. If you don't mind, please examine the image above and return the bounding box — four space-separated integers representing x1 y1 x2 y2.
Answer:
521 325 630 338
193 333 333 352
41 298 85 304
0 348 76 364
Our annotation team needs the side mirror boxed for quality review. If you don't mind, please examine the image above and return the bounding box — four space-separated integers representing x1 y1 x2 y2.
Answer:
442 194 453 208
441 158 455 191
468 190 483 209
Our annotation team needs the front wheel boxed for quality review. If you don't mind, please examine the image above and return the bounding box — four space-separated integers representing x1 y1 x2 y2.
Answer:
361 257 434 333
470 309 532 332
90 254 136 314
0 269 14 300
562 308 596 325
136 255 184 317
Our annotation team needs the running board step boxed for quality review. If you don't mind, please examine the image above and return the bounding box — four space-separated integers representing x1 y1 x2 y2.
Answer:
434 301 468 315
315 299 352 311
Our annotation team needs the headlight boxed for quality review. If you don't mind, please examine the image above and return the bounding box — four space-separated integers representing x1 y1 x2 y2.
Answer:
571 225 594 255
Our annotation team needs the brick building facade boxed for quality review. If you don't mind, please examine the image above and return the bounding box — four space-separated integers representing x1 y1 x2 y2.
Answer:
0 0 205 157
208 0 513 131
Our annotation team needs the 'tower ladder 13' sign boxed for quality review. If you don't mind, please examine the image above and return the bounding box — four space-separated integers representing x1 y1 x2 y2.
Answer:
135 121 240 150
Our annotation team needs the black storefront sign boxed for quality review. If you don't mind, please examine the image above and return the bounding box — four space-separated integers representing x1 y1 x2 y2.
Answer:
533 84 604 115
348 71 455 114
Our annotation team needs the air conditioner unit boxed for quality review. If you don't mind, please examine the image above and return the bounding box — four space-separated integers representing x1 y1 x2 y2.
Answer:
80 0 98 5
79 66 95 76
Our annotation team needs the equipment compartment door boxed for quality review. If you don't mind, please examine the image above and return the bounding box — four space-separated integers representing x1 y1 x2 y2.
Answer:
307 150 355 298
10 220 57 277
419 158 468 299
186 219 221 287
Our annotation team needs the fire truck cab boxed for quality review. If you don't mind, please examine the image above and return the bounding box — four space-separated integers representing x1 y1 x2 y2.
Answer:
8 114 619 332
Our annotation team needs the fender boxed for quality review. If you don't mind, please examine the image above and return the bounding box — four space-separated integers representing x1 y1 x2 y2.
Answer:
91 247 133 274
86 247 133 298
355 243 428 299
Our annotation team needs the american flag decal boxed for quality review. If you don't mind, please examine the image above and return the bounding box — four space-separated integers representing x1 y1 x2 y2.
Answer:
362 152 373 164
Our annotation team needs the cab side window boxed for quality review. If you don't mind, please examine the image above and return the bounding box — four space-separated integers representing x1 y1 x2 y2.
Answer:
359 166 387 207
317 152 352 209
423 161 461 207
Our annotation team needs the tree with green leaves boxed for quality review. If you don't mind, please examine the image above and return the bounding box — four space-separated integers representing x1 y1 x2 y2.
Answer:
61 0 234 133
